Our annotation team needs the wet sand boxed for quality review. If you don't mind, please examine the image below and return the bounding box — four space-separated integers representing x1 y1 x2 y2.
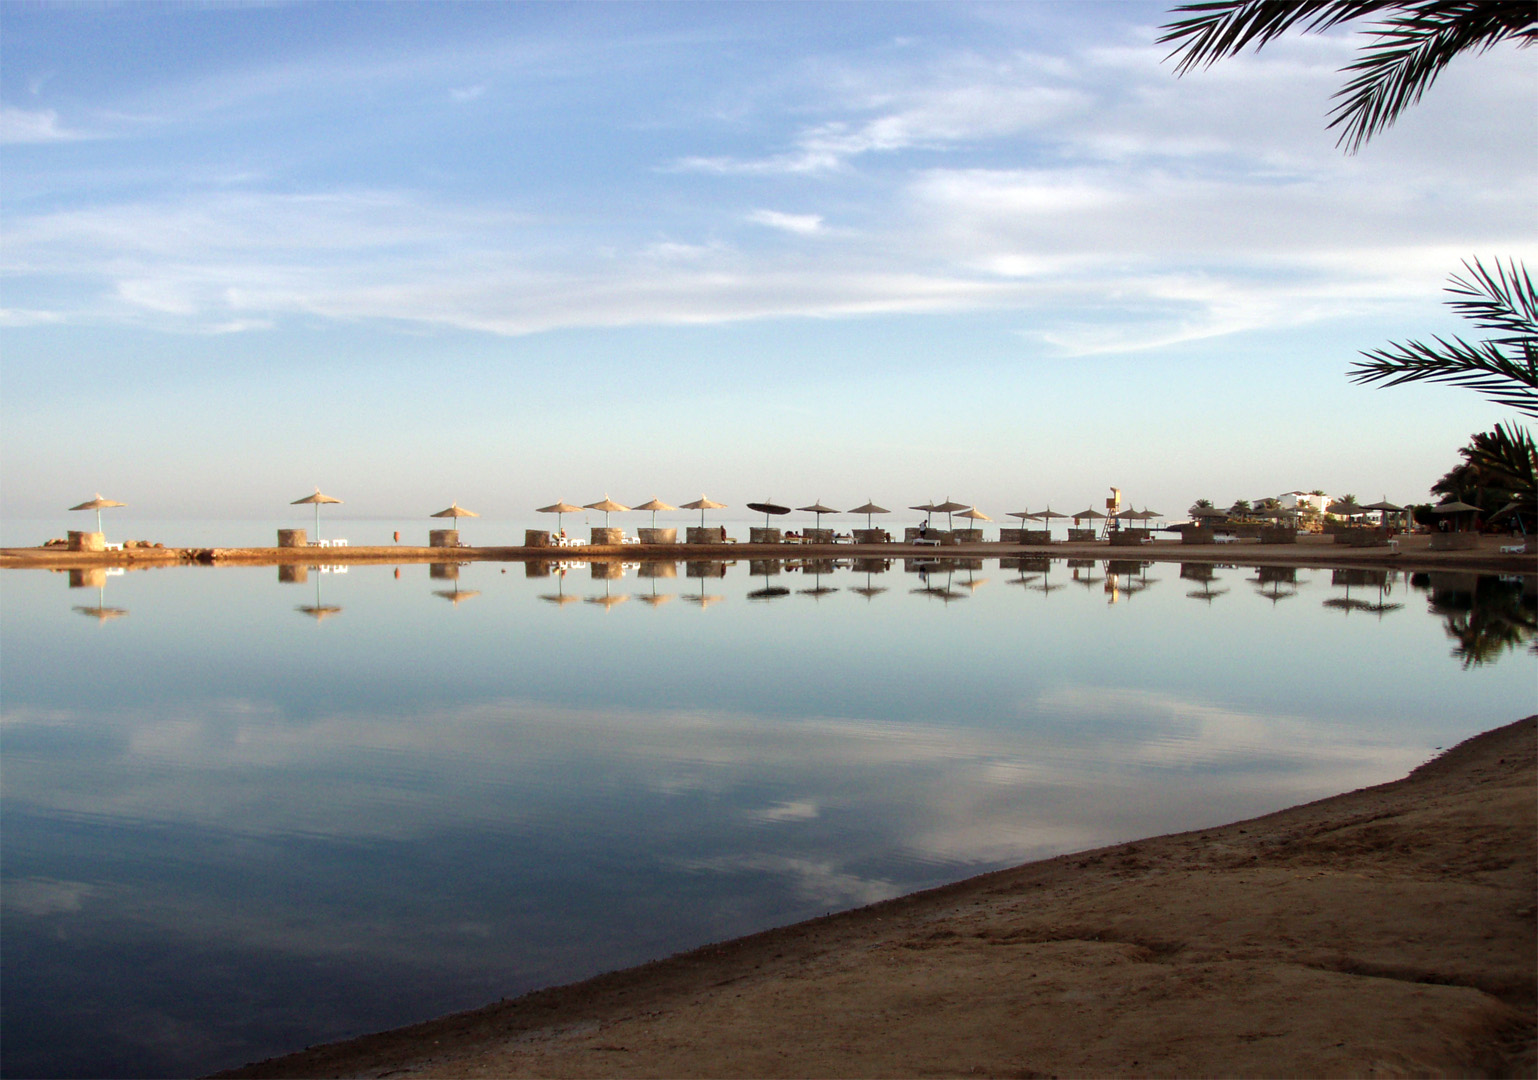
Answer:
221 716 1536 1080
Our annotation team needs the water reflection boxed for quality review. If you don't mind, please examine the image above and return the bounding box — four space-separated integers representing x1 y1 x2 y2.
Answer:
1323 568 1403 618
1181 563 1229 603
69 566 129 622
4 556 1533 1078
1415 571 1538 666
1251 565 1299 604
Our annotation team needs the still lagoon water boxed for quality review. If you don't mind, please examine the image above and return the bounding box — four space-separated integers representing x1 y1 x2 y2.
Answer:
2 554 1533 1077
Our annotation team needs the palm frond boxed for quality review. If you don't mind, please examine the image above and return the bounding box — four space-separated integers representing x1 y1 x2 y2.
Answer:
1350 258 1538 415
1161 0 1536 151
1444 257 1538 340
1350 336 1538 415
1329 2 1538 150
1159 1 1392 73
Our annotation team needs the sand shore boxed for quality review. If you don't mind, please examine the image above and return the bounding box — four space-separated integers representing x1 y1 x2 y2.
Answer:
4 531 1535 575
219 716 1535 1080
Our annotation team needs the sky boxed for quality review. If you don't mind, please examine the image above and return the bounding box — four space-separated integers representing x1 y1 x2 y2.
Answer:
2 0 1534 527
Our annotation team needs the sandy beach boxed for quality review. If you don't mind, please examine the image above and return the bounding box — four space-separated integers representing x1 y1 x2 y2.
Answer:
4 531 1535 576
216 715 1535 1080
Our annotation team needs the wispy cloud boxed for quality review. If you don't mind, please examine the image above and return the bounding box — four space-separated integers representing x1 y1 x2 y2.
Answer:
0 104 85 144
747 209 824 235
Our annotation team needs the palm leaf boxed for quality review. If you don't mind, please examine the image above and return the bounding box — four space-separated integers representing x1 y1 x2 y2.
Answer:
1161 1 1536 151
1349 258 1538 416
1329 3 1538 151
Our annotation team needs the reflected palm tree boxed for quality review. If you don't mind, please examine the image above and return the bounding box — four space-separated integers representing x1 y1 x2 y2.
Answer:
1424 575 1538 667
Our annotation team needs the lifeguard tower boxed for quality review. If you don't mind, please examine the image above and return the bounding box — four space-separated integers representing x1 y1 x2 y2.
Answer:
1102 487 1121 539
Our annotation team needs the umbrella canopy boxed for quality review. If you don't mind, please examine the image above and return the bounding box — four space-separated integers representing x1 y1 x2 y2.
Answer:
747 501 791 527
430 502 478 520
1071 508 1107 522
910 502 940 525
1191 506 1229 519
847 501 889 530
1327 500 1367 517
1008 510 1038 522
958 507 993 525
934 498 969 530
291 488 342 539
1432 499 1481 513
633 497 677 528
69 493 126 534
432 586 481 607
798 501 839 529
583 496 630 526
537 500 583 533
1363 499 1404 512
680 495 727 527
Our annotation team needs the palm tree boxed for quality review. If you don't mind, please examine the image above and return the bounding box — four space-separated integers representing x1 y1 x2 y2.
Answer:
1349 258 1537 416
1160 1 1537 152
1432 422 1537 529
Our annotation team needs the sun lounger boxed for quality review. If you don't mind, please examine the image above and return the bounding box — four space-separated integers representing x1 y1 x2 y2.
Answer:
1500 542 1527 554
104 542 123 551
1214 534 1238 544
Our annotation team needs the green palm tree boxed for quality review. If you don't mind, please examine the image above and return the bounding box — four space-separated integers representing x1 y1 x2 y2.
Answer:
1160 1 1537 152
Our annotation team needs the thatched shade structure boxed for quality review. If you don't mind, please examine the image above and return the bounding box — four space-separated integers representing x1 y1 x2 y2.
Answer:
537 500 582 532
680 495 726 527
291 488 342 538
798 501 839 529
633 497 677 528
583 496 630 527
847 501 889 530
69 493 126 535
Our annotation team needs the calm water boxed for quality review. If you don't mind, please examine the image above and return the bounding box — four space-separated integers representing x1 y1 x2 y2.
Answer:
2 555 1533 1078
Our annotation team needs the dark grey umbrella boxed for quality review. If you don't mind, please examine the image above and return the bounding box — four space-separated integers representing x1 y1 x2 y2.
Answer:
747 501 792 527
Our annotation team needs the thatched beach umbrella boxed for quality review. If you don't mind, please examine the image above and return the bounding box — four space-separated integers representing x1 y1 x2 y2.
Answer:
431 502 478 538
69 494 126 536
798 501 839 530
1034 507 1068 536
537 500 582 533
583 496 630 527
291 488 342 539
847 501 889 531
633 497 676 529
934 498 969 530
1071 508 1106 524
680 495 726 527
910 502 940 526
958 507 992 531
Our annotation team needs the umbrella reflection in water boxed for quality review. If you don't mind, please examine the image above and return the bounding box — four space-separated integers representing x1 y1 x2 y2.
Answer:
69 567 128 622
748 560 791 601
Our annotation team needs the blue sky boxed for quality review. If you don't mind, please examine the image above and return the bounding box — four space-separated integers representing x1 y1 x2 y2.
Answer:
2 1 1534 526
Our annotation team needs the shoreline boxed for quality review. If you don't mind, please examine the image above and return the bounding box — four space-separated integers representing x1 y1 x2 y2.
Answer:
220 716 1536 1079
5 532 1535 576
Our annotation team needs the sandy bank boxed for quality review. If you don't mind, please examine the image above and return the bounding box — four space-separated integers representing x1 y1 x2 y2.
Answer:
220 716 1536 1080
5 532 1535 575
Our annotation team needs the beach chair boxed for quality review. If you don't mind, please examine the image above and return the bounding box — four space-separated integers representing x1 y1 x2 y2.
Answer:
1500 541 1527 554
